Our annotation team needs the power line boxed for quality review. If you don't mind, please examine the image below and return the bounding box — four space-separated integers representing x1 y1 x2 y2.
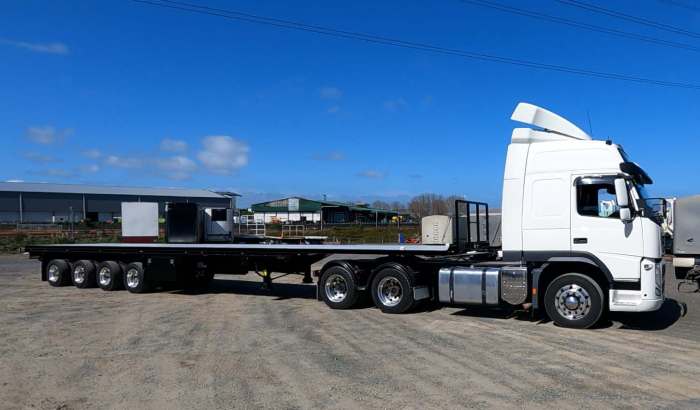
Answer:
557 0 700 39
460 0 700 52
130 0 700 90
659 0 700 13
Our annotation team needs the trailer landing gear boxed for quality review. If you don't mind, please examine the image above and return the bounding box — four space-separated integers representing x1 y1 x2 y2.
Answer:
302 268 313 284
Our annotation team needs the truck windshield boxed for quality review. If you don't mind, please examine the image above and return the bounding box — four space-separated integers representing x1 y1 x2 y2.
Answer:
632 182 665 224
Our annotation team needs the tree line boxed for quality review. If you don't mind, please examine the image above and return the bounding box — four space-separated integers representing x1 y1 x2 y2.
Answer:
371 194 467 219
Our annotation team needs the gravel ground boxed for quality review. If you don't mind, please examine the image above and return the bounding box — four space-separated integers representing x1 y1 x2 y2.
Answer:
1 253 700 409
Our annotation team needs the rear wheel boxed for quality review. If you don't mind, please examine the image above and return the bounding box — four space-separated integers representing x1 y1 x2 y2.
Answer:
319 266 359 309
46 259 71 287
97 261 124 291
544 273 604 329
72 260 97 288
371 267 415 314
124 262 149 293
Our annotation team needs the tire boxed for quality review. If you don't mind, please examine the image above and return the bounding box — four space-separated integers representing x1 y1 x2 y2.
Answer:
97 261 124 291
544 273 605 329
371 267 415 314
46 259 71 287
319 266 360 309
123 262 149 293
72 260 97 288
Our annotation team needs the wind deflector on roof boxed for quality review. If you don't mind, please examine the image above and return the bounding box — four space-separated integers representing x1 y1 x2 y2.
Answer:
511 102 591 140
620 162 653 185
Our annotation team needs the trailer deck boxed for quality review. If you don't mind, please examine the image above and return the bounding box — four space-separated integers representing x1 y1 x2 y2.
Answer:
26 242 451 257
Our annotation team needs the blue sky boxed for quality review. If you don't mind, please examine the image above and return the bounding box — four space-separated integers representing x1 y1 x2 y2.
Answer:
1 0 698 207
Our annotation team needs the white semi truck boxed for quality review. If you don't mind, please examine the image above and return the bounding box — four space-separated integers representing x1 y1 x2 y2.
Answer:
27 102 666 329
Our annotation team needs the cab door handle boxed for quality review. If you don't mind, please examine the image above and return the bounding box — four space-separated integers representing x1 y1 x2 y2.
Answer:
573 237 588 244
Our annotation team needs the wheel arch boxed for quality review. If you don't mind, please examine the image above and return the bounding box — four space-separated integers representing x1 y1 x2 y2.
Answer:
536 261 610 310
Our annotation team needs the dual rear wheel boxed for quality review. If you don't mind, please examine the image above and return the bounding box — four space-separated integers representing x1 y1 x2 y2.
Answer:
319 265 416 314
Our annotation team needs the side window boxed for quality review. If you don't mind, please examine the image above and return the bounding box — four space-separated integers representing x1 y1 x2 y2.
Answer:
211 209 228 221
577 183 620 218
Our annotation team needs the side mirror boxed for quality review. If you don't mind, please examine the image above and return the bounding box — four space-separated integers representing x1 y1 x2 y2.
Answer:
614 178 633 223
614 178 629 208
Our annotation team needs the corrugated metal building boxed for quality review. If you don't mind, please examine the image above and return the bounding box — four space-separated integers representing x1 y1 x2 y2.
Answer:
251 197 399 224
0 182 237 223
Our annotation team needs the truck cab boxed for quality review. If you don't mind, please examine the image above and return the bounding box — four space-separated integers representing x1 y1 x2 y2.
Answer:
502 103 665 320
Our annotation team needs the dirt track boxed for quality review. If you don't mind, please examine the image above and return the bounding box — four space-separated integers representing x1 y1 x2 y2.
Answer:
1 254 700 409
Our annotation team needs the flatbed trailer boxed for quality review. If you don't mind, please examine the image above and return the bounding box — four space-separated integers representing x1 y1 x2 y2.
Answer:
25 103 669 329
26 242 454 288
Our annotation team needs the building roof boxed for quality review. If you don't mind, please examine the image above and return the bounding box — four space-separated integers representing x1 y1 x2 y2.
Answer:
251 196 399 214
0 181 235 198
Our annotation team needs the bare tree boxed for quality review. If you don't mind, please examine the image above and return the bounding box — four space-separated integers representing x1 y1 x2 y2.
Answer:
408 194 470 219
371 200 391 210
389 201 405 212
444 195 465 216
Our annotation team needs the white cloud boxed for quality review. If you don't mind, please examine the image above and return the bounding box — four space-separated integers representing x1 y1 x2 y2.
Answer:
383 98 407 112
82 149 102 159
160 138 188 153
320 86 342 100
24 152 58 163
357 170 385 179
197 136 249 175
326 105 340 114
39 168 74 178
104 155 143 169
26 126 72 145
312 151 345 161
0 39 69 55
156 156 197 180
80 164 100 173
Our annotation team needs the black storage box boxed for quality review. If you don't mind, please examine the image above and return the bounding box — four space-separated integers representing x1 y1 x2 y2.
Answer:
165 202 202 243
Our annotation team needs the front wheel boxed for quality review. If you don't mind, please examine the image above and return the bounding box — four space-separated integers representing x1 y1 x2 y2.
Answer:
544 273 604 329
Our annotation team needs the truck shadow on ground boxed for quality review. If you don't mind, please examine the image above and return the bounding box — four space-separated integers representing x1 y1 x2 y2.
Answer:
448 298 686 330
605 298 686 331
172 278 317 300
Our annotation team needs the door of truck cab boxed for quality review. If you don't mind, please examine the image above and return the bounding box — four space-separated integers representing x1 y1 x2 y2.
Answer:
570 175 643 280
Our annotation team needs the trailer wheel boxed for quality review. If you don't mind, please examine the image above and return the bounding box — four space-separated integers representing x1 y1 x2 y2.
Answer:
371 267 415 314
72 260 97 288
97 261 124 291
319 266 359 309
124 262 149 293
544 273 604 329
46 259 71 287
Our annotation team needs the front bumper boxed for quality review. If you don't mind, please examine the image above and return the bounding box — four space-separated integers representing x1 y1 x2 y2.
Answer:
609 259 665 312
609 290 664 312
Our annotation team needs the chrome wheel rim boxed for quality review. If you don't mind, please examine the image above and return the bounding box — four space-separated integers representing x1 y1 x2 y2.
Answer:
377 276 402 307
47 264 60 283
98 267 111 286
554 284 591 320
73 265 86 284
324 273 348 303
126 268 140 289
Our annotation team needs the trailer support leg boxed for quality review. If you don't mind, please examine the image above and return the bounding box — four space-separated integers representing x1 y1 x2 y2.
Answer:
261 270 272 290
302 268 313 284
